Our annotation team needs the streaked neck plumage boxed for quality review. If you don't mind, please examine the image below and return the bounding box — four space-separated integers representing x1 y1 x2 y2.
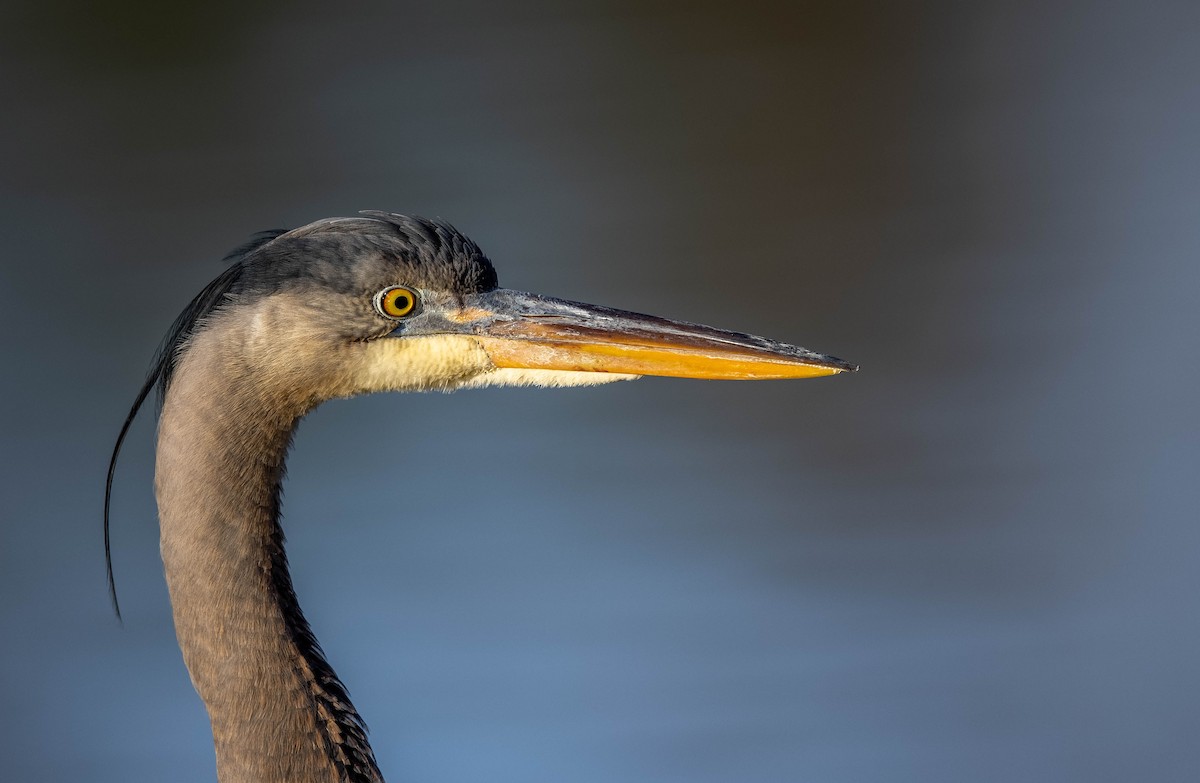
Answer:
155 317 382 783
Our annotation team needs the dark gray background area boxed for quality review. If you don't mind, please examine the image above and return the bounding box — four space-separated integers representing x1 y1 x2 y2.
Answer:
2 1 1197 781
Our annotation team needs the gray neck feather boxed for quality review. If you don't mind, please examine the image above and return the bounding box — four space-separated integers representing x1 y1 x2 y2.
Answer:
155 321 383 783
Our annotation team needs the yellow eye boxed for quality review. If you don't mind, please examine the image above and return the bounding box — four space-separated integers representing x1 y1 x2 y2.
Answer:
375 286 419 319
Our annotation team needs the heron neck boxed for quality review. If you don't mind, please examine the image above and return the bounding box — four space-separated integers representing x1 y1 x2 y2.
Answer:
155 330 382 783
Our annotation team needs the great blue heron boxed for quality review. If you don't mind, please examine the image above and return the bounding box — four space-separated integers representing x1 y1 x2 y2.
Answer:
106 212 855 783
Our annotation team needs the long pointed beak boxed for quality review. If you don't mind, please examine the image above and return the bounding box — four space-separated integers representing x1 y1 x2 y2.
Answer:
439 289 856 380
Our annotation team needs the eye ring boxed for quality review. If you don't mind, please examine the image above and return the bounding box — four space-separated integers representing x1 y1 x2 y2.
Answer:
374 286 420 319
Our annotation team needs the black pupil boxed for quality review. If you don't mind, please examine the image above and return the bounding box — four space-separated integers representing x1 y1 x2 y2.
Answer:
392 293 409 311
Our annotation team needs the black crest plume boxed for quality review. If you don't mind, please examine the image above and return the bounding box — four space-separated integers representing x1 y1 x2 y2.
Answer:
103 230 286 620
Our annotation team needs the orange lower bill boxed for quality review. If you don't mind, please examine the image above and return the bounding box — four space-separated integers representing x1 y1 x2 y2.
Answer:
474 320 852 380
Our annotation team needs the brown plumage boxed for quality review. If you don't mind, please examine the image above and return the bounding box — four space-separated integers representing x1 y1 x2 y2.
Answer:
108 213 854 783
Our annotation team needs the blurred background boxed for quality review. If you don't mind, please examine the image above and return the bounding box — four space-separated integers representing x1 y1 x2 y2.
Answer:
1 1 1197 781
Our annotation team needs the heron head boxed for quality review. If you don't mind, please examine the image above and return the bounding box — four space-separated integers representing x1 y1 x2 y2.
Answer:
105 211 857 617
164 211 855 404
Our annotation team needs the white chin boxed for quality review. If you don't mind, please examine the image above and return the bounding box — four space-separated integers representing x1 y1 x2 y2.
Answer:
462 368 641 389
